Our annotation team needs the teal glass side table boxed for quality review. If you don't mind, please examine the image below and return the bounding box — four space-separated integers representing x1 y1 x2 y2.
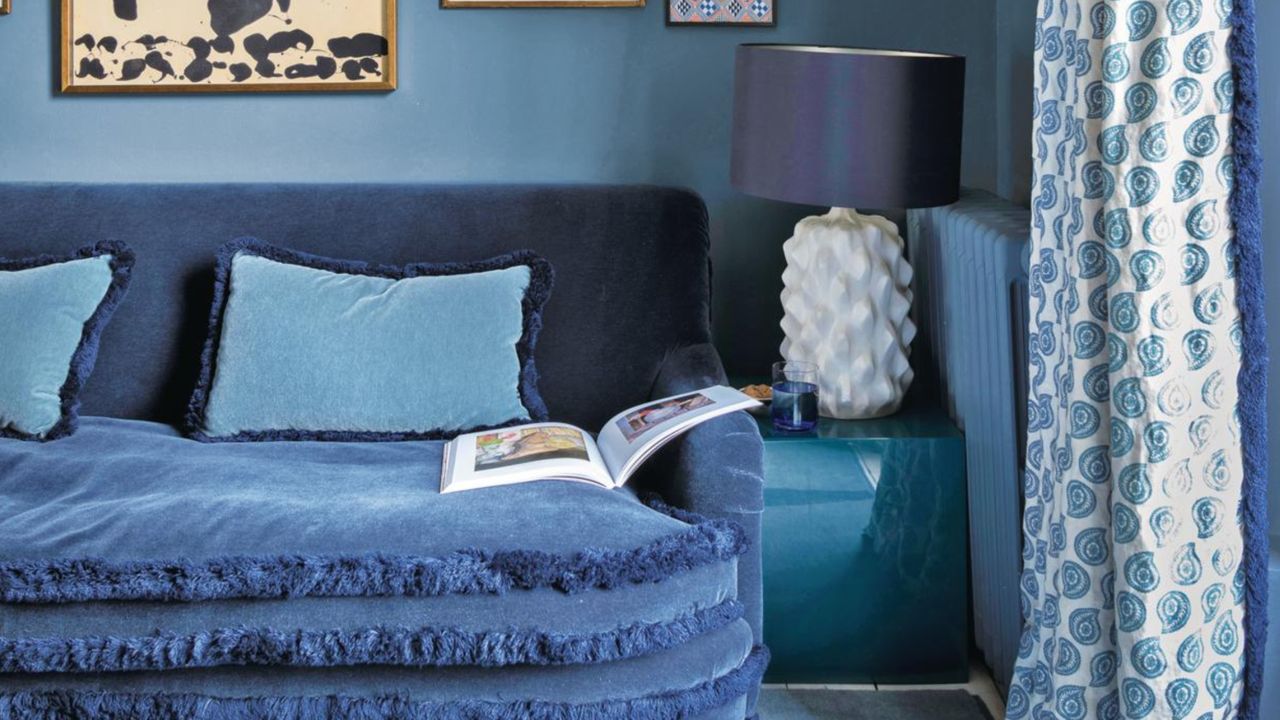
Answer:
755 401 968 684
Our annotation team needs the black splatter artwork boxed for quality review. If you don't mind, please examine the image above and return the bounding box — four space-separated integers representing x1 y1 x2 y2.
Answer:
71 0 389 87
208 0 272 36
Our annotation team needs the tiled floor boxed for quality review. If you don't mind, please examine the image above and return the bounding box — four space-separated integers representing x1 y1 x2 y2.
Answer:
762 661 1005 719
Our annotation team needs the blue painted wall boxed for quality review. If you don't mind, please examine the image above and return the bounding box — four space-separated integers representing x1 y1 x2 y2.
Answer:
0 1 999 377
995 0 1034 206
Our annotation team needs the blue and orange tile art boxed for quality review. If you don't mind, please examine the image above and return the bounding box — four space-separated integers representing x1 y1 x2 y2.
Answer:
668 0 776 26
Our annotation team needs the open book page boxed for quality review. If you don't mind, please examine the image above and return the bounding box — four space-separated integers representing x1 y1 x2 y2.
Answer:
596 386 761 487
441 423 612 494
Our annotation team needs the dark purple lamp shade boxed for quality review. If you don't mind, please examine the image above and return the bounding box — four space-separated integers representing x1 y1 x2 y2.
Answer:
731 45 966 210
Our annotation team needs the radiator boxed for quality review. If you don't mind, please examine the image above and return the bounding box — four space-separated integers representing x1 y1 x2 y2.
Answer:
907 189 1030 693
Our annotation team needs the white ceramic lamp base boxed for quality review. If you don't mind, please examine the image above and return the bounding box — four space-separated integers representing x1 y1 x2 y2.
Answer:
779 208 916 419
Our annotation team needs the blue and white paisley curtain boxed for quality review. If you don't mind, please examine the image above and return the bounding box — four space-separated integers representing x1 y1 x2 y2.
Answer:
1014 1 1268 719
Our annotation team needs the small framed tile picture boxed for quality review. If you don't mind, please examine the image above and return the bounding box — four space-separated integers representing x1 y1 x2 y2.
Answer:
667 0 776 26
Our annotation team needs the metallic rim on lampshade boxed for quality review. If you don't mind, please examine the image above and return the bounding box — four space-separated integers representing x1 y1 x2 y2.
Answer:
737 44 961 60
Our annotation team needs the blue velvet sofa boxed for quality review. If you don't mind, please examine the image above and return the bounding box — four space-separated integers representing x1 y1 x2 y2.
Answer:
0 184 767 719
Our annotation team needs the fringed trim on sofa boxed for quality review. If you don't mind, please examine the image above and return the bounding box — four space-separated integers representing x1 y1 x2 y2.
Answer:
0 599 744 674
0 645 770 720
0 497 746 604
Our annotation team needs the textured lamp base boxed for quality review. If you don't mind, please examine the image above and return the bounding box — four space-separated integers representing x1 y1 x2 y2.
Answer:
780 208 915 419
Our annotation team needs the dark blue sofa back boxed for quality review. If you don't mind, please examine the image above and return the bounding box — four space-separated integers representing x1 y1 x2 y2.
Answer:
0 184 713 430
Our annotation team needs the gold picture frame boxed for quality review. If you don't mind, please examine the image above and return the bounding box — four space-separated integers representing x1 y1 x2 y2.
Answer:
441 1 644 7
61 0 397 94
1 0 10 16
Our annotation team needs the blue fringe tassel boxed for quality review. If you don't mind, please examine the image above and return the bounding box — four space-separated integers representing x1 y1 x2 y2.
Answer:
0 497 746 604
0 599 743 674
1228 3 1270 719
0 645 769 720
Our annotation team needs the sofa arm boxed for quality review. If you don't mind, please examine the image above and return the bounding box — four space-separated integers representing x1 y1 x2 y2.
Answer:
646 343 765 516
635 343 766 646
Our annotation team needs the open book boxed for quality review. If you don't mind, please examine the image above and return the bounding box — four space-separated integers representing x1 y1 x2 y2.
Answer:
440 385 760 493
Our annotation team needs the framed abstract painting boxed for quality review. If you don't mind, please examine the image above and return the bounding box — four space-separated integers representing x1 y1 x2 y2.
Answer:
667 0 775 26
61 0 397 94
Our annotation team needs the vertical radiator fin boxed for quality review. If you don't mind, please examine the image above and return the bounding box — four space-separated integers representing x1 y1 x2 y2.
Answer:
907 190 1030 693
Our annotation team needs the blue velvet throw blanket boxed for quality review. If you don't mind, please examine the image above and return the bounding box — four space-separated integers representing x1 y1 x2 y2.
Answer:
0 417 754 694
0 418 743 606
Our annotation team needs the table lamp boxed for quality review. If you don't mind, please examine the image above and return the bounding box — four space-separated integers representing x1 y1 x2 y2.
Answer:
731 44 965 419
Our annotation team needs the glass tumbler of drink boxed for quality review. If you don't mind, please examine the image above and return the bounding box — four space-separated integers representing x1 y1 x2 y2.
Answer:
771 361 819 432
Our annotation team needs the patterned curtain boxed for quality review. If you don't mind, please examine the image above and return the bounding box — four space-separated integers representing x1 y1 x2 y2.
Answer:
1013 1 1267 719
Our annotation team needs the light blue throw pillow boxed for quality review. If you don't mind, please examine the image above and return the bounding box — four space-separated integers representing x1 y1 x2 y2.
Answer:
0 242 135 441
187 239 553 442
